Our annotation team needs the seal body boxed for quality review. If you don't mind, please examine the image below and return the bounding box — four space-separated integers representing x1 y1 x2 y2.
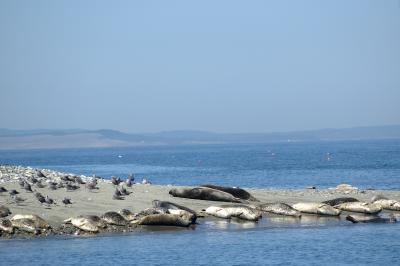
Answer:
101 211 127 226
152 200 197 223
11 218 38 233
334 202 382 214
119 209 136 221
371 196 400 211
255 203 301 217
322 197 359 206
346 215 397 224
205 205 261 221
169 187 243 203
10 214 50 229
134 213 193 227
0 218 14 233
199 184 259 201
292 202 341 216
67 217 100 233
0 206 11 218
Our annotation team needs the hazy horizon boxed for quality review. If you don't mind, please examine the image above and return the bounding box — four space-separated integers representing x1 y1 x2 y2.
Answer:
1 1 399 133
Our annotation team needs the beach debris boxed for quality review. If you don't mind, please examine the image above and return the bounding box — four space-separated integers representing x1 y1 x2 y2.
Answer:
336 184 358 190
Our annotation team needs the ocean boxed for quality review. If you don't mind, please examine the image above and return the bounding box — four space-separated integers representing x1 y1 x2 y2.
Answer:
0 140 399 265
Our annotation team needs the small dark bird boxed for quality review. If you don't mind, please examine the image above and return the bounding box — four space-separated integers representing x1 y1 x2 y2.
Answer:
114 188 123 197
57 182 65 189
23 182 33 192
74 176 86 184
30 177 39 184
86 181 99 191
111 176 122 186
9 189 19 196
113 194 124 200
37 170 46 178
125 174 134 187
118 186 132 196
48 182 57 190
66 183 80 191
45 195 55 205
0 186 7 193
62 197 72 205
34 192 46 204
18 178 25 188
11 194 26 204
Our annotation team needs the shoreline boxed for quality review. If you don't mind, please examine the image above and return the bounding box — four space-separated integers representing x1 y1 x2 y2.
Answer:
1 165 400 239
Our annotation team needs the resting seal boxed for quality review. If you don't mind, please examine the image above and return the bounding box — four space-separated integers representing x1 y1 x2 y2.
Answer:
371 195 400 211
346 214 397 224
101 211 127 226
132 213 193 227
152 200 197 223
205 204 261 221
334 202 382 214
292 202 341 216
169 187 243 203
254 203 301 217
10 214 51 230
0 205 11 218
199 184 259 201
322 197 359 206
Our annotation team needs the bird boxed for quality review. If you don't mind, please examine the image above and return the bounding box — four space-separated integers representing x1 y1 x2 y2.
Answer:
0 186 7 193
62 197 72 205
113 194 124 200
111 176 122 186
11 194 26 204
114 188 123 197
66 183 80 191
9 189 19 196
45 195 55 205
36 170 46 178
23 182 33 192
125 174 134 187
48 182 57 190
118 186 132 196
34 192 46 204
74 176 86 184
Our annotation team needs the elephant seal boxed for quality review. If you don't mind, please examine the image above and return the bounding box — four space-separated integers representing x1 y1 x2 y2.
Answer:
101 211 127 226
253 203 301 217
133 213 193 227
205 205 262 221
64 216 101 233
322 197 359 206
346 214 397 224
200 184 259 201
292 202 341 216
0 218 14 233
169 187 243 203
0 205 11 218
334 202 382 214
10 214 51 230
371 195 400 211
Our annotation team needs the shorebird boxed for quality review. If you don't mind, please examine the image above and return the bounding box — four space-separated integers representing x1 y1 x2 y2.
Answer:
74 176 86 184
62 197 72 205
125 174 134 187
37 170 46 178
66 183 80 191
0 186 7 193
45 195 55 205
111 176 122 186
23 182 33 192
34 192 46 204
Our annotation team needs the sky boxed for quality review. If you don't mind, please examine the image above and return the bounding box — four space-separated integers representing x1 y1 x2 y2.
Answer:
0 0 399 133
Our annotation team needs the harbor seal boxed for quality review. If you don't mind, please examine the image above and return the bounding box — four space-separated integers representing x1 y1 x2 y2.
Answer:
322 197 359 206
0 218 14 233
205 205 262 221
152 200 198 222
132 213 193 227
253 203 301 217
292 202 341 216
0 205 11 218
169 187 243 203
334 202 382 214
101 211 127 226
346 214 397 224
10 214 51 230
371 195 400 211
64 216 101 233
11 218 40 234
199 184 259 201
118 209 136 221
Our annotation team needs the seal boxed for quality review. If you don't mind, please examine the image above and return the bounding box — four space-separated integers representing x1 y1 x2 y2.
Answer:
292 202 341 216
334 202 382 214
118 209 136 221
101 211 127 226
371 195 400 211
199 184 259 201
346 214 397 224
322 197 359 206
0 205 11 218
132 213 193 227
253 203 301 217
64 216 101 233
11 218 40 234
169 187 243 203
205 205 261 221
0 218 14 234
152 200 198 222
10 214 51 230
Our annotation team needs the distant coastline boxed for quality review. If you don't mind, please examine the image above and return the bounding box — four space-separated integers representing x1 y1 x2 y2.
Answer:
0 125 400 150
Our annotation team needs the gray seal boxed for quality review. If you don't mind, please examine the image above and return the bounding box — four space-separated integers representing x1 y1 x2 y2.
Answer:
254 203 301 217
322 197 359 206
200 184 259 201
169 187 243 203
346 214 396 224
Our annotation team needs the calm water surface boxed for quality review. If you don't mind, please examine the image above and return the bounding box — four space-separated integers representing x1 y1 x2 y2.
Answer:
1 140 399 265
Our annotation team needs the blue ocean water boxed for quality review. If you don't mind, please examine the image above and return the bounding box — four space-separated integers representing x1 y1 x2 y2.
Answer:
1 140 400 265
1 139 399 189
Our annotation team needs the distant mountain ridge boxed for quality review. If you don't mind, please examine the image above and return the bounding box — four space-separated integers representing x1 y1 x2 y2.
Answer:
0 125 399 150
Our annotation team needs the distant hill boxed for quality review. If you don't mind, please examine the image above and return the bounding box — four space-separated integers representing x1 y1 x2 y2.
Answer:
0 125 399 150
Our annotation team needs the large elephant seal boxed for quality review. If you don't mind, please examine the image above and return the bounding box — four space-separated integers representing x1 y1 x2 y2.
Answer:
292 202 341 216
322 197 359 206
371 195 400 211
169 187 243 203
133 213 193 227
205 205 261 221
200 184 259 201
346 214 397 224
334 202 382 214
253 203 301 217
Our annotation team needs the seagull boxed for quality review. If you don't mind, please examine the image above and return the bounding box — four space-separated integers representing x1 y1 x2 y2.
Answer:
0 186 7 193
111 176 122 186
34 192 46 204
23 182 33 192
62 197 72 205
45 195 55 205
9 189 19 196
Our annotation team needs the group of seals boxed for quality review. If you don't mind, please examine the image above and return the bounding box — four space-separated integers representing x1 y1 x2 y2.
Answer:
0 214 51 235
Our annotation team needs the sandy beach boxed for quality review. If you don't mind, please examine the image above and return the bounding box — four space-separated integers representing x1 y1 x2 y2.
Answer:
1 165 400 237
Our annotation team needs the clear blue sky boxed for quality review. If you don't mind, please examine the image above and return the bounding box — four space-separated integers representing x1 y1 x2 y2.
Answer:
0 0 399 133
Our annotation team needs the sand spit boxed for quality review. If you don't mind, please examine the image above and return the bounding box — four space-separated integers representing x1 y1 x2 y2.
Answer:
0 165 399 238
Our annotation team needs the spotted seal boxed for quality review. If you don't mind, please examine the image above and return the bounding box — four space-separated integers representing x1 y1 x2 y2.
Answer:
322 197 359 206
205 205 262 221
371 195 400 211
0 205 11 218
254 203 301 217
292 202 341 216
133 213 193 227
334 202 382 214
169 187 243 203
0 218 14 233
101 211 127 226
